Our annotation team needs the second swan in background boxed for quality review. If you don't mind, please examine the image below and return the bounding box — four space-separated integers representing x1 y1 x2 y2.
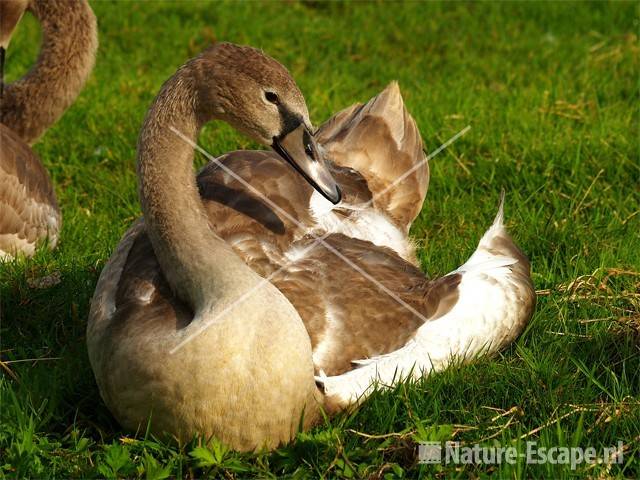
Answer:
0 0 98 258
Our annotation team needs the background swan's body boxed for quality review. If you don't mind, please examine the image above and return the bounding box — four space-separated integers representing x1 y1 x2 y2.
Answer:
89 51 535 451
0 124 59 258
1 0 98 144
0 0 97 258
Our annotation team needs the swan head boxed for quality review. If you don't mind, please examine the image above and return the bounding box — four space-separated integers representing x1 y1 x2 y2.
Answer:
196 42 342 204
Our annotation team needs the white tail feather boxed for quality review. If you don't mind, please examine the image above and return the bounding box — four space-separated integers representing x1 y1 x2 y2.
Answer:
479 189 507 247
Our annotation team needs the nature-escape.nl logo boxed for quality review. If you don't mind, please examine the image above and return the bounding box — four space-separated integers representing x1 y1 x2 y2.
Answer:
418 441 625 470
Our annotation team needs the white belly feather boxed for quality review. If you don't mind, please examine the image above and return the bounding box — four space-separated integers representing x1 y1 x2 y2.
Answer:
308 190 413 261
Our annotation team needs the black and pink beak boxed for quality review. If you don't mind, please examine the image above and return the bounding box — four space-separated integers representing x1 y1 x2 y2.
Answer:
272 123 342 205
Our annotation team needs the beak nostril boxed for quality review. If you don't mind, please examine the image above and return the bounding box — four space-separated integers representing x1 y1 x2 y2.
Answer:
302 128 316 160
304 143 313 158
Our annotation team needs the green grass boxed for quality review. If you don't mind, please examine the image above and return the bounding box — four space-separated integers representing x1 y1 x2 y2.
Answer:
1 0 638 478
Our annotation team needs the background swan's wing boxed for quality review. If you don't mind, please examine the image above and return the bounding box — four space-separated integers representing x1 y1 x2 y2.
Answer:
0 124 60 258
316 82 428 232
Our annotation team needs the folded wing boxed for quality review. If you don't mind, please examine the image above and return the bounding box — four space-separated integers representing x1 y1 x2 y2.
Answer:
317 82 428 232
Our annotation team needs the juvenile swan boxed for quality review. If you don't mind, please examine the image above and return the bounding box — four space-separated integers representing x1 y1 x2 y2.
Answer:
88 43 340 451
0 0 97 258
89 44 536 451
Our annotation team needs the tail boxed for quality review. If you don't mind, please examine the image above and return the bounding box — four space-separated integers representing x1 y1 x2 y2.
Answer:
481 189 505 245
316 82 428 231
316 193 536 408
456 190 516 274
460 190 532 281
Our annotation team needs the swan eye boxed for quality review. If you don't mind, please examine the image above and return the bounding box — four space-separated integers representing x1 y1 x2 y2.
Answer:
265 91 279 104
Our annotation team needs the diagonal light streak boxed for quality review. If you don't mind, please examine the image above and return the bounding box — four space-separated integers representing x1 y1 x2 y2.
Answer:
361 125 470 209
168 124 469 352
170 229 332 354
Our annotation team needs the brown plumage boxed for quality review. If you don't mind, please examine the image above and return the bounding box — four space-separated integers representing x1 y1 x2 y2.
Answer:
90 43 329 452
0 0 28 50
195 147 433 376
0 0 97 258
0 124 59 257
88 43 535 451
1 0 98 144
316 82 429 231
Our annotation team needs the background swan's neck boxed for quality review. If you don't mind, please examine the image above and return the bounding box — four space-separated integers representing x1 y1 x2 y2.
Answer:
137 62 259 312
0 0 97 144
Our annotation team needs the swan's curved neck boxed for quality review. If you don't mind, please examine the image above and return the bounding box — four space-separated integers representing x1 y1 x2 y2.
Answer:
0 0 97 144
135 52 322 439
137 60 258 313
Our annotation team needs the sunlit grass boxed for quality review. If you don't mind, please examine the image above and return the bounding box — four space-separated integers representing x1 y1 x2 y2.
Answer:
1 1 638 477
